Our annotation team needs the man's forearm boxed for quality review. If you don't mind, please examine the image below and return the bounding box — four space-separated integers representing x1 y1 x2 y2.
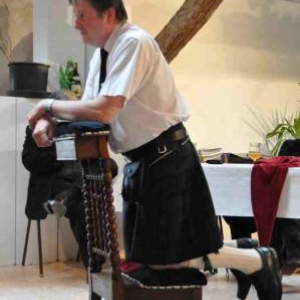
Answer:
46 95 125 124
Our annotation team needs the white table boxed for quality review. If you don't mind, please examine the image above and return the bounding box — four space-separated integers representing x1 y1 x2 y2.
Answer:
202 163 300 219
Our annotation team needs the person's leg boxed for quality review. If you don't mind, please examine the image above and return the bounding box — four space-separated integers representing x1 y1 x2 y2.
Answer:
277 218 300 267
187 246 261 273
62 185 87 268
63 185 83 218
68 199 88 268
223 238 259 300
270 219 285 267
151 246 260 273
150 245 281 300
124 134 281 300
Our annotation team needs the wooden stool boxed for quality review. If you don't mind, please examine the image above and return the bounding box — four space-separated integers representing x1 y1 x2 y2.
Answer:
55 126 205 300
22 219 44 277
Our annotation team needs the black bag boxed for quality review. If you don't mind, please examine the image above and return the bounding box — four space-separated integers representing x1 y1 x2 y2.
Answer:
122 160 146 203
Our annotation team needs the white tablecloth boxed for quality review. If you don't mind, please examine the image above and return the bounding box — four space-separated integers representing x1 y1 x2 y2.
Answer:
202 163 300 219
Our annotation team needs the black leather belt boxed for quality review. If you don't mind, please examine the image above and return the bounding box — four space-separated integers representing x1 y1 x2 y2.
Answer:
123 122 189 161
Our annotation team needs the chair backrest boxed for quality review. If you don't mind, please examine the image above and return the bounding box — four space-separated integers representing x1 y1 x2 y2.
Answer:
80 155 122 278
54 129 123 272
54 129 119 260
55 125 205 300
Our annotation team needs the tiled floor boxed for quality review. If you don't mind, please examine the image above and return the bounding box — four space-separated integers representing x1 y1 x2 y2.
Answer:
0 261 88 300
0 261 300 300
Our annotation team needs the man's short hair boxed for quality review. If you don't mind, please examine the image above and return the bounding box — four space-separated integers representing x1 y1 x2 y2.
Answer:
70 0 128 22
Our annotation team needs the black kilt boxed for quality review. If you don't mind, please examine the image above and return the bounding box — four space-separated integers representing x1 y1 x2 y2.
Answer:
123 135 223 265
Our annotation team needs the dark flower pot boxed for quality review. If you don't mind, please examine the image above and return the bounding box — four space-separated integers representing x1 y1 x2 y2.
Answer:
7 62 51 98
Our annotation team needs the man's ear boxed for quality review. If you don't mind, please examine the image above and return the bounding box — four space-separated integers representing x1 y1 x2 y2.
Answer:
106 7 117 23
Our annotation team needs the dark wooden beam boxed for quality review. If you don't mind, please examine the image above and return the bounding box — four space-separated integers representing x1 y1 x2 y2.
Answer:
155 0 224 63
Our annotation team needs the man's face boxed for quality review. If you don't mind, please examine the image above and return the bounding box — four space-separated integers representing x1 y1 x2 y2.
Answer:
73 0 113 47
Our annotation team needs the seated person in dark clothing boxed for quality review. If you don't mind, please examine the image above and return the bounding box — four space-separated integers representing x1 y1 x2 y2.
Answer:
223 216 256 240
269 139 300 268
22 125 118 268
224 139 300 268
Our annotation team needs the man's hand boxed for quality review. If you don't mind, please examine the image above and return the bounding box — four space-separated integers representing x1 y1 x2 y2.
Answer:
31 116 55 147
27 99 52 130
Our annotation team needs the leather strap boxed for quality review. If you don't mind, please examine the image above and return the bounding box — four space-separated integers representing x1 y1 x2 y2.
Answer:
123 123 189 161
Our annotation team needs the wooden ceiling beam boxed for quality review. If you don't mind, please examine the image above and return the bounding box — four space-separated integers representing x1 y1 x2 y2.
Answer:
155 0 224 63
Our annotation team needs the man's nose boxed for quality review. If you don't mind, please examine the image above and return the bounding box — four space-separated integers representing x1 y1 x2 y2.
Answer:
74 17 81 29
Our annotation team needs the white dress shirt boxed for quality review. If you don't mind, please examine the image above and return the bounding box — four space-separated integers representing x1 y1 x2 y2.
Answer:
82 22 190 153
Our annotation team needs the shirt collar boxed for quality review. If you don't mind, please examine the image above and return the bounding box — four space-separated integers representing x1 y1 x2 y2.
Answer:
103 21 129 53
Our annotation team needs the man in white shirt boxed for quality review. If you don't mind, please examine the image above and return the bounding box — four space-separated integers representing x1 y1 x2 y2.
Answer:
27 1 281 299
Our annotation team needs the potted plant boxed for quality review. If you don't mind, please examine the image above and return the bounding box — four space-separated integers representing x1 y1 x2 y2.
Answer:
265 110 300 155
58 59 82 99
0 2 50 98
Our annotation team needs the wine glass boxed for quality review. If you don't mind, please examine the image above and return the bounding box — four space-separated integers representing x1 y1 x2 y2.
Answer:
248 142 262 161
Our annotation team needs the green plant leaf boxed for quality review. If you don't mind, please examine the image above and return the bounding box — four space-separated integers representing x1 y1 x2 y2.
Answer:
59 65 71 90
293 112 300 138
264 109 300 155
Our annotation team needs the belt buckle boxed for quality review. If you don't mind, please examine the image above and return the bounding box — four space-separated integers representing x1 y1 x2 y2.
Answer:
158 145 167 154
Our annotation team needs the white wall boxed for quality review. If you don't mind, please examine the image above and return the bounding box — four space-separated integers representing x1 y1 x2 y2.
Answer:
0 98 16 265
0 1 33 95
33 0 86 92
0 97 63 267
131 0 300 152
33 0 300 153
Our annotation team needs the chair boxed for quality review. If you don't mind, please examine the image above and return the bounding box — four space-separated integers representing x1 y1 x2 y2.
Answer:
54 123 206 300
21 124 84 276
22 219 44 277
21 217 81 277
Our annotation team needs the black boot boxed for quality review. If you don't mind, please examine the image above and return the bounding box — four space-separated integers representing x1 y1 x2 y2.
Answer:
230 238 259 300
249 247 282 300
282 220 300 267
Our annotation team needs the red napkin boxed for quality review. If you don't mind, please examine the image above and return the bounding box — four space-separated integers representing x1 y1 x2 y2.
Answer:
251 156 300 246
